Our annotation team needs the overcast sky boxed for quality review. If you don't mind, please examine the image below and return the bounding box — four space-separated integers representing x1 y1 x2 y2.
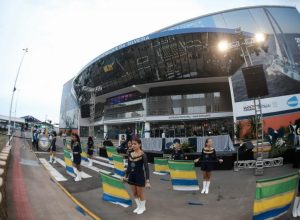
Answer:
0 0 299 123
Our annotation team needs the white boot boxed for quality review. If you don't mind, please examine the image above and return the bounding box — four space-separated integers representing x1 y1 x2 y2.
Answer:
133 198 141 213
88 159 93 167
137 200 146 214
293 197 299 217
201 181 207 194
75 169 82 182
205 181 210 194
48 155 53 163
53 156 57 164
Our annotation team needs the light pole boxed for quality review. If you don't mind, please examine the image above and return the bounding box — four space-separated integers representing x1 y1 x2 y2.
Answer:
7 48 28 144
13 89 20 130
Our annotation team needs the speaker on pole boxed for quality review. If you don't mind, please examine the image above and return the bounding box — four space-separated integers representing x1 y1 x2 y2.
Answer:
242 64 268 98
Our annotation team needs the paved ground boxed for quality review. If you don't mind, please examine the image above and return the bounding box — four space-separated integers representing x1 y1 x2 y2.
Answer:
6 135 92 220
4 132 299 220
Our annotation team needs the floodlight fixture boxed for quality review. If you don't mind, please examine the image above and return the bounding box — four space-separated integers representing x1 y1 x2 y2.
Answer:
218 40 229 52
255 33 265 43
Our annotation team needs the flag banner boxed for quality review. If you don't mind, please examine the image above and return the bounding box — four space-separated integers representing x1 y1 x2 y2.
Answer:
66 140 71 150
64 150 75 177
153 158 169 175
80 146 89 163
81 150 89 162
168 160 199 191
253 172 299 220
112 154 125 177
106 146 118 162
100 172 132 207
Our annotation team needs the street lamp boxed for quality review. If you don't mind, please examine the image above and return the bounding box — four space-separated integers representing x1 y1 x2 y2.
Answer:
7 48 28 144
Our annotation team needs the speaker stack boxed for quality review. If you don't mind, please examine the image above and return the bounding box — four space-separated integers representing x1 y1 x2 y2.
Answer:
242 64 268 98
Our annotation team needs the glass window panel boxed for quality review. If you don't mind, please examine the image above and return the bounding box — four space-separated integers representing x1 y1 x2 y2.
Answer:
214 92 220 97
267 7 300 33
171 95 181 100
221 9 258 33
173 107 181 114
249 8 273 34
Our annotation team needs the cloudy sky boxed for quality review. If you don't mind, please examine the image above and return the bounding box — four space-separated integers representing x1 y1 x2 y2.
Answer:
0 0 299 123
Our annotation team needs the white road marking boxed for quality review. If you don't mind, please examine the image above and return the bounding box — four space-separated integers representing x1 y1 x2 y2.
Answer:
92 158 114 168
39 158 67 182
55 158 92 179
93 156 109 162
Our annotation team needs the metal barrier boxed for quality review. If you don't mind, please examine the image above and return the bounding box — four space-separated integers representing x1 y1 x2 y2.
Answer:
234 157 283 170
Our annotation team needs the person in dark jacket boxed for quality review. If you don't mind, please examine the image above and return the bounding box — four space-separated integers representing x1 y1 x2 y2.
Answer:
87 136 94 166
171 139 185 160
126 139 133 156
48 131 57 163
124 138 150 215
71 133 82 182
194 138 223 194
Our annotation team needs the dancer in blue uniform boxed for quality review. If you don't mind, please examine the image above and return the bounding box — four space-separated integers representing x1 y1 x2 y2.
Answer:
71 133 82 182
194 138 223 194
48 131 57 163
125 138 150 215
87 136 94 166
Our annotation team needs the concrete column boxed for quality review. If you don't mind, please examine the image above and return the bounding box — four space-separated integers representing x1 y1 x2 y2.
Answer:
103 124 108 139
144 122 150 138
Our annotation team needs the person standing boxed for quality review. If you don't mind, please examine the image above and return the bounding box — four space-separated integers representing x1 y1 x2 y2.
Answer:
87 136 94 167
126 139 133 156
62 130 67 147
194 138 223 194
71 133 82 182
48 131 57 163
289 121 296 146
33 129 40 151
171 139 185 160
124 138 150 215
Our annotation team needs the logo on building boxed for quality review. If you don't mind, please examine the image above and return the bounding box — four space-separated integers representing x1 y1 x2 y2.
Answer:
287 96 298 107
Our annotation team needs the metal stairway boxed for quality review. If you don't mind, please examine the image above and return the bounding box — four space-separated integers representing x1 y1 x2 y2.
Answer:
254 98 264 175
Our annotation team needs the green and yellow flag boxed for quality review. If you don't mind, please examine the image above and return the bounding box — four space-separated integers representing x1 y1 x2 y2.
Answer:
168 160 199 191
154 158 169 175
64 150 75 177
106 146 118 162
100 172 132 207
253 172 299 220
112 154 125 177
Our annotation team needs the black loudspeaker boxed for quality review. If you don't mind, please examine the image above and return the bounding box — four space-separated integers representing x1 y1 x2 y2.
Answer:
243 141 254 150
81 104 90 118
242 64 268 98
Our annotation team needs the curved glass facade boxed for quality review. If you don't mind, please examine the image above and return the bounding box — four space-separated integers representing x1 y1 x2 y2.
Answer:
73 31 243 104
60 6 300 138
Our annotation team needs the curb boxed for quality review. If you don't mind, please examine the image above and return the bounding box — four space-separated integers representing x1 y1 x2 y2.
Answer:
25 139 102 220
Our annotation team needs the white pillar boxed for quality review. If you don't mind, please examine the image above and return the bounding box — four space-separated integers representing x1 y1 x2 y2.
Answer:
103 124 108 139
144 122 150 138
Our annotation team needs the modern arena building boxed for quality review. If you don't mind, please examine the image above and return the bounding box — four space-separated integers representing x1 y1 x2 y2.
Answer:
59 5 300 140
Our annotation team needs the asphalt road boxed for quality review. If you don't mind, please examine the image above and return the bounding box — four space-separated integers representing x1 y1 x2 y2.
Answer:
25 136 299 220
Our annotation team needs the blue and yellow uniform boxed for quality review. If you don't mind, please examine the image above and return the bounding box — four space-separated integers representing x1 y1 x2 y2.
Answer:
126 152 149 187
72 141 82 165
200 147 217 171
87 139 94 156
